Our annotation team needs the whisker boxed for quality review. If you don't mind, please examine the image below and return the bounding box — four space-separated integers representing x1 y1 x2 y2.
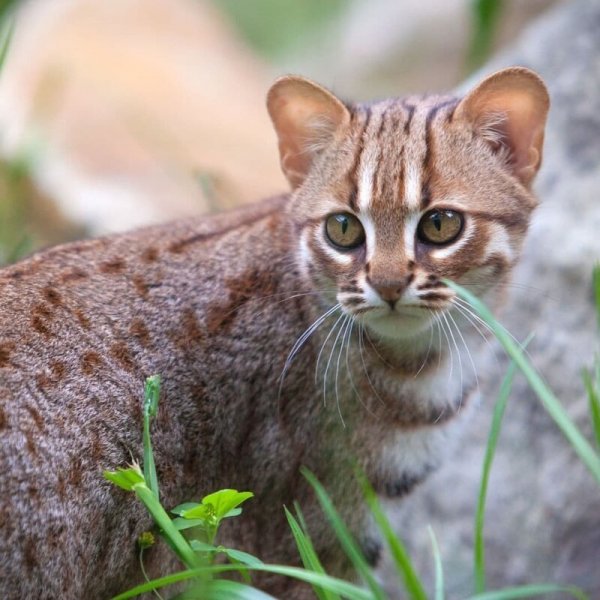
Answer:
334 316 353 428
322 314 348 410
414 312 436 378
447 310 478 408
441 311 463 398
358 325 386 406
279 303 341 395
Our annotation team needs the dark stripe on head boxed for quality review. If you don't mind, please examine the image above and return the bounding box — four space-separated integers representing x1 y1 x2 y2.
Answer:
346 107 372 208
401 101 416 134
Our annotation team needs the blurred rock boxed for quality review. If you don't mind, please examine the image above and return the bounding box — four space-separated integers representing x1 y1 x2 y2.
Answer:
385 1 600 597
0 0 285 235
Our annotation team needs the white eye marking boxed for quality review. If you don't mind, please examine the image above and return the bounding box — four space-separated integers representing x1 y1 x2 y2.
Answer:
360 212 377 262
404 161 422 211
483 223 513 262
358 159 375 212
316 234 354 265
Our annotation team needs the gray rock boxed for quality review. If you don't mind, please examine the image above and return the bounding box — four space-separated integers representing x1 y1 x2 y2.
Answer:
384 1 600 597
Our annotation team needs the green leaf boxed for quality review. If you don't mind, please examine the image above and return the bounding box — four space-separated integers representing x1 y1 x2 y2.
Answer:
475 360 518 593
223 508 243 518
222 548 264 568
181 504 213 521
201 489 254 519
357 472 428 600
284 506 339 600
301 468 387 600
104 464 145 491
172 517 208 531
200 578 277 600
190 540 218 553
444 279 600 488
171 502 202 516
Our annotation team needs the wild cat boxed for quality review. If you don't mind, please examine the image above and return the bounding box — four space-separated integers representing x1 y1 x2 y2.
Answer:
0 67 548 598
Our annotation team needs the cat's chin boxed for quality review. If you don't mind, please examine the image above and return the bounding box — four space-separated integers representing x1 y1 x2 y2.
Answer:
361 307 435 342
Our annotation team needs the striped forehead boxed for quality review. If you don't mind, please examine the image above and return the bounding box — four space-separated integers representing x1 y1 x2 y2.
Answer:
351 95 458 218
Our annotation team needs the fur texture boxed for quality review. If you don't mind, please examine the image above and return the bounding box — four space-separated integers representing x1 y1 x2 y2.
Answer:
0 69 548 598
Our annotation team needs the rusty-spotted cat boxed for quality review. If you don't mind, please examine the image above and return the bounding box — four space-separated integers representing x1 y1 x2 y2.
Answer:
0 67 548 598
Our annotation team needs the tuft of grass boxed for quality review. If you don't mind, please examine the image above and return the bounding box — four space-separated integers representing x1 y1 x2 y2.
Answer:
445 278 600 487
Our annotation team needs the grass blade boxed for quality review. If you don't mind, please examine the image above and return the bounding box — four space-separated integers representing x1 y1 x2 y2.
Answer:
301 468 387 600
583 366 600 449
474 360 518 593
143 375 161 500
358 473 428 600
428 526 444 600
445 279 600 487
284 507 339 600
468 583 588 600
112 564 374 600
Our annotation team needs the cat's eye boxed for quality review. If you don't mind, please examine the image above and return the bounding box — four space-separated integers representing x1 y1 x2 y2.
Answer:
325 213 365 250
417 209 464 245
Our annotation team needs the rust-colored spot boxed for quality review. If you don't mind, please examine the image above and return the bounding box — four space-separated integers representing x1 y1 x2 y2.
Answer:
50 360 67 381
206 268 276 334
25 405 44 431
43 286 62 306
110 342 135 372
24 429 38 457
141 247 159 263
33 304 52 320
80 351 102 376
129 318 150 347
60 268 89 283
0 342 14 368
99 258 126 274
9 269 24 280
56 473 67 501
35 372 51 389
23 537 38 568
74 308 91 329
132 275 149 299
31 315 51 338
0 406 6 429
90 430 103 462
183 308 203 342
68 456 83 487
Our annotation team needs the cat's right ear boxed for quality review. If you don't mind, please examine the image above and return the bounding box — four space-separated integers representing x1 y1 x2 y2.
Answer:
267 76 350 189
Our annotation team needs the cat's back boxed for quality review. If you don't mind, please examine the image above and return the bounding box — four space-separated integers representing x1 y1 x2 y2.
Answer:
0 194 289 598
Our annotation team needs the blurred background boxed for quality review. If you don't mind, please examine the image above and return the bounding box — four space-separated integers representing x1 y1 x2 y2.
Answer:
0 0 562 263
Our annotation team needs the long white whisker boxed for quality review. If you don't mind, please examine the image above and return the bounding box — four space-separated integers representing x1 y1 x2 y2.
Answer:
442 311 463 400
437 313 454 383
358 325 386 406
334 316 352 428
447 310 478 405
315 312 346 388
322 314 348 410
279 303 341 395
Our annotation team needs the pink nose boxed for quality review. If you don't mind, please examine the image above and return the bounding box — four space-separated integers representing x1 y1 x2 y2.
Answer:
375 284 404 305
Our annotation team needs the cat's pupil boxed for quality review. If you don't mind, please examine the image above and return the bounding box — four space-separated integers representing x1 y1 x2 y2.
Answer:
432 213 442 231
340 216 349 234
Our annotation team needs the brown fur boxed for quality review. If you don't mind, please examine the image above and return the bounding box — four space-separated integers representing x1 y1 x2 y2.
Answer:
0 69 548 598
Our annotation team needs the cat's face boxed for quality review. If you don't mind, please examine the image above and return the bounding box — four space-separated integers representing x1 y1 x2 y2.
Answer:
268 70 549 342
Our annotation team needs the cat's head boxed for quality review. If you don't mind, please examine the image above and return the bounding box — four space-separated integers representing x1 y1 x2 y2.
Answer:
267 68 549 341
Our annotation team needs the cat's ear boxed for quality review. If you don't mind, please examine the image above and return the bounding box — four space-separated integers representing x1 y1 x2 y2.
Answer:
267 76 350 188
454 67 550 186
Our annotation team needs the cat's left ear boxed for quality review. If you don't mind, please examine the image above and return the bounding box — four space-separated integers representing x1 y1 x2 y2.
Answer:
267 76 350 189
454 67 550 186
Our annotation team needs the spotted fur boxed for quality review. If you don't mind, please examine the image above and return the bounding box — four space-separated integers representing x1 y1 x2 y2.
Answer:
0 69 548 598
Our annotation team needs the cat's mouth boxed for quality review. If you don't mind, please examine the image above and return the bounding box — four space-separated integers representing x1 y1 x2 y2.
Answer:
354 302 441 340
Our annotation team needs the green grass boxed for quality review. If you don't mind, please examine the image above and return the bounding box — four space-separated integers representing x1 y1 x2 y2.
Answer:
105 272 599 599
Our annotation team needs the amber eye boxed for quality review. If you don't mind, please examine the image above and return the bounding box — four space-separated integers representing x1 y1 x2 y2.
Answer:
417 209 464 245
325 213 366 250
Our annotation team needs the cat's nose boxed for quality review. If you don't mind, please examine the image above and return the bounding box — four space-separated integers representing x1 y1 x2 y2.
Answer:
376 284 403 307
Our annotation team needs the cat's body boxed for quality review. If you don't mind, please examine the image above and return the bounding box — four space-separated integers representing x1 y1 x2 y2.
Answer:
0 69 548 598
